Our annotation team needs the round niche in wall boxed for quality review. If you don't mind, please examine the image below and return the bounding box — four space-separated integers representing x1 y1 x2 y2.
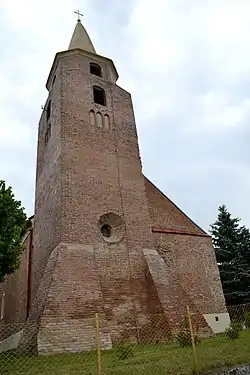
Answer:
98 213 125 243
100 223 112 238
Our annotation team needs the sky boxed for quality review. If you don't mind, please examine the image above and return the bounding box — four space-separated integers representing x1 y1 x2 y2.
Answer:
1 0 250 232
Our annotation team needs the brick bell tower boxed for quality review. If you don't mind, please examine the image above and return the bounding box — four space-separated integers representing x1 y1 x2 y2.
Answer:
29 18 158 352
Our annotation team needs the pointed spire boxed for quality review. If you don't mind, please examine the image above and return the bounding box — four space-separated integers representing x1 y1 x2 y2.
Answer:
68 19 96 54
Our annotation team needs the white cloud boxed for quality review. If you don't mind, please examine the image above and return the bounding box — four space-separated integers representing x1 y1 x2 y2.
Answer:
0 0 86 213
0 0 250 231
122 0 250 228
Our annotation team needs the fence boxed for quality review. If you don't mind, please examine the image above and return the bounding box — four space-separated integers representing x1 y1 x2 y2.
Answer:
1 304 250 374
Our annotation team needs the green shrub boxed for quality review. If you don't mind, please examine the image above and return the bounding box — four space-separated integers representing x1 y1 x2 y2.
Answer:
231 321 242 332
226 327 239 340
176 316 199 348
226 322 242 340
245 312 250 328
176 331 199 347
114 344 134 360
177 331 191 347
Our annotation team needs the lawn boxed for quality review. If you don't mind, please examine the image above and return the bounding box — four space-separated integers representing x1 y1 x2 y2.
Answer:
1 331 250 375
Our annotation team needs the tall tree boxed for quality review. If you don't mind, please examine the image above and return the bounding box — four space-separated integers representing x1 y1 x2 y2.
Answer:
0 180 27 283
210 205 250 305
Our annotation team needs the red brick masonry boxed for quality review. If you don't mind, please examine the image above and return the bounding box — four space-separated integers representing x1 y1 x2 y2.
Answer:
152 226 211 238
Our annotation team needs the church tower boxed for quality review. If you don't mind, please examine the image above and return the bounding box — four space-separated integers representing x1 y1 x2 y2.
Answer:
30 18 158 351
16 17 228 354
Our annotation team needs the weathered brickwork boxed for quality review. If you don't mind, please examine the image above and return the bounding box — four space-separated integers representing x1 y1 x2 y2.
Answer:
145 178 205 234
0 231 31 325
1 24 228 353
32 67 62 303
18 243 111 353
0 231 32 342
145 178 227 314
143 248 209 333
150 231 226 314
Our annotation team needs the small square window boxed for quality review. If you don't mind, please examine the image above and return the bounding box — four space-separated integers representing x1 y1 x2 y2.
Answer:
215 316 219 322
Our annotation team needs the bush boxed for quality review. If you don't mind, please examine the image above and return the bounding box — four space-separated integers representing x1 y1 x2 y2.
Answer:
245 312 250 328
177 331 191 347
114 344 134 360
226 327 239 340
226 322 242 340
176 315 199 348
231 321 242 332
177 331 199 347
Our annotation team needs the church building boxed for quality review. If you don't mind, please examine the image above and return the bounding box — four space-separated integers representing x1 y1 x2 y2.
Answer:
0 18 229 354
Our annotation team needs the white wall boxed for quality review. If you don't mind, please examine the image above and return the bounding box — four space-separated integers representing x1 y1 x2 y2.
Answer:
0 329 23 353
203 313 230 333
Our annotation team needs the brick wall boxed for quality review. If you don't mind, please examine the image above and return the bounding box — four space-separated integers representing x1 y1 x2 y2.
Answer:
151 232 226 314
32 49 155 327
0 232 31 341
145 176 227 315
23 44 227 354
145 177 206 235
143 248 209 332
36 243 112 353
0 232 31 324
32 65 62 303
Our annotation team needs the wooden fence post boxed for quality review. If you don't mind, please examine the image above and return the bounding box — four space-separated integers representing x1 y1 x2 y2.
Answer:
187 306 198 374
95 313 102 375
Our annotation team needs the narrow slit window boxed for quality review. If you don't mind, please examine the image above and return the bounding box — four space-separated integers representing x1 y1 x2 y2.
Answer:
90 63 102 77
45 123 51 145
46 100 51 121
104 114 110 130
1 293 5 320
93 86 106 106
96 112 103 128
48 123 51 139
89 110 95 126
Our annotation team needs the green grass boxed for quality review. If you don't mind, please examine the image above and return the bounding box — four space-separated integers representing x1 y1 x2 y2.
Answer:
1 331 250 375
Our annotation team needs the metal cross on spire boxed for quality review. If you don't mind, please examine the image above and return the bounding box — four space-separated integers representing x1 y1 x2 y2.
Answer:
74 9 83 21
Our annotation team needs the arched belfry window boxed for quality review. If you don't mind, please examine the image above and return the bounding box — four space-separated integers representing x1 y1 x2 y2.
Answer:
104 114 110 130
89 110 95 126
90 63 102 77
93 86 106 106
96 112 103 128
